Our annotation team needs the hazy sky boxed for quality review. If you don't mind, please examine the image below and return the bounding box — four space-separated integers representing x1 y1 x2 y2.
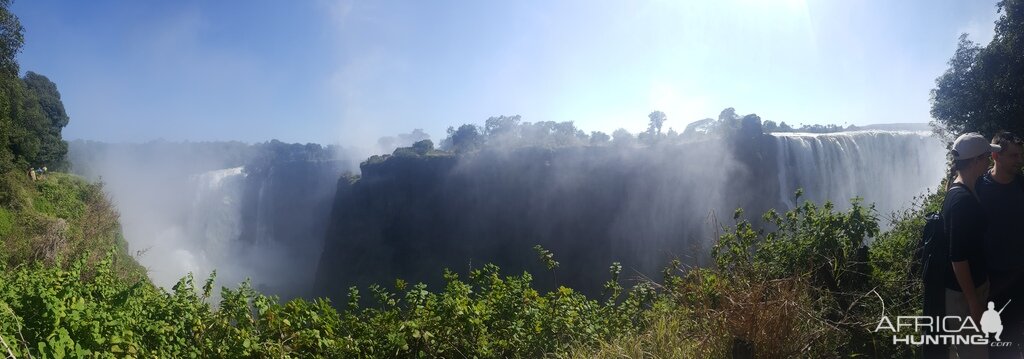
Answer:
13 0 1002 146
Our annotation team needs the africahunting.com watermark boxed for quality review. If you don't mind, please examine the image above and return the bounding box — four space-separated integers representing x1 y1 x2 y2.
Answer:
874 300 1012 347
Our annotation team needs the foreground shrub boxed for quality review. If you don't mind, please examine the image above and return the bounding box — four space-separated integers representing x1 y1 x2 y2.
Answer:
573 190 941 358
0 253 655 358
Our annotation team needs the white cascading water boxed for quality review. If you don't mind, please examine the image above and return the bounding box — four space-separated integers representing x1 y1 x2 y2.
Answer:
180 166 247 278
110 166 248 293
177 166 299 295
772 131 947 217
252 165 273 244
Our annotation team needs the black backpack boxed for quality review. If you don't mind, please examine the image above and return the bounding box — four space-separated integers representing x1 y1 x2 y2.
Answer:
915 183 972 281
915 212 949 282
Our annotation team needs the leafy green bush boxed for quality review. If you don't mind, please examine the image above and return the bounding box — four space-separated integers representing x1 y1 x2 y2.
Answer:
0 254 657 358
572 190 938 358
0 206 11 237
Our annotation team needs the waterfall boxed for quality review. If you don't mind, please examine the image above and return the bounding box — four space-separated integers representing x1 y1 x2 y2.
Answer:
183 166 246 273
66 141 349 300
253 166 272 244
772 130 947 216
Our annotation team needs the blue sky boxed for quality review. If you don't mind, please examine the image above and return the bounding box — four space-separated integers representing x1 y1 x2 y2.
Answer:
12 0 1002 146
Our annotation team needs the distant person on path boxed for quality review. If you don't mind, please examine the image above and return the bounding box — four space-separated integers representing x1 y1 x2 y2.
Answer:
28 167 35 181
943 132 999 358
976 131 1024 357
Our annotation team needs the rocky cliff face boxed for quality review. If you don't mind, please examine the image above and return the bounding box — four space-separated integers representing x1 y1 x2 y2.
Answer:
315 140 752 301
235 159 347 298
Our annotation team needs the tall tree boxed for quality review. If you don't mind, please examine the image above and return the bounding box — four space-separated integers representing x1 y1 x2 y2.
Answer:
23 72 70 169
647 111 666 136
931 0 1024 139
443 124 483 153
483 115 522 147
590 131 610 145
611 128 634 146
0 0 22 77
0 0 26 173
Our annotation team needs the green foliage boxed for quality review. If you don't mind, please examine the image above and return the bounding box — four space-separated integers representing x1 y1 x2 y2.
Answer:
589 131 610 145
761 119 795 133
22 71 70 170
676 190 946 357
533 244 561 288
572 191 938 358
0 74 48 173
755 198 878 286
0 70 69 173
32 173 87 221
411 139 433 155
0 171 144 280
532 244 559 271
243 140 341 178
444 124 483 153
391 146 420 158
483 115 522 140
0 206 11 236
611 128 634 146
0 0 22 77
443 117 591 151
0 258 654 358
865 188 945 357
561 298 729 359
391 140 442 159
931 0 1024 139
0 0 68 173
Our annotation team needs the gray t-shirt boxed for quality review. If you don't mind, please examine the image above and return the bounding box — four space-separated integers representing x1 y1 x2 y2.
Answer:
976 172 1024 272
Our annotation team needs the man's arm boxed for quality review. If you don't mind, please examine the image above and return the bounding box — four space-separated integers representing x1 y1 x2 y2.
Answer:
952 260 983 323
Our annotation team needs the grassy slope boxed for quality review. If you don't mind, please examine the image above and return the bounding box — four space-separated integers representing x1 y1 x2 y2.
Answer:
0 171 145 280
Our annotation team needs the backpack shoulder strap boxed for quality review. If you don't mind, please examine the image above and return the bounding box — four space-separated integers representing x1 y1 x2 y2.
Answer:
948 182 977 200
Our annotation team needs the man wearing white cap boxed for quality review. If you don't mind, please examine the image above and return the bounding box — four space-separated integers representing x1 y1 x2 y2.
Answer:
943 132 1000 358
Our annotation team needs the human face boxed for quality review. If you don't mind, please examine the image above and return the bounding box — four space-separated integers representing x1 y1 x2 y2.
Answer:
971 152 992 175
995 143 1024 171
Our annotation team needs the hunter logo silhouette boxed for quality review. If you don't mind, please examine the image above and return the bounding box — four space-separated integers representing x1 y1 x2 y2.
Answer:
981 300 1010 342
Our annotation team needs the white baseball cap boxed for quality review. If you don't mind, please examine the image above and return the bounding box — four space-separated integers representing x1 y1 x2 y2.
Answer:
952 132 1001 160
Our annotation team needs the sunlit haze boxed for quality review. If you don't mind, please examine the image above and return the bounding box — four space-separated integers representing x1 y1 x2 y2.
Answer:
14 0 999 146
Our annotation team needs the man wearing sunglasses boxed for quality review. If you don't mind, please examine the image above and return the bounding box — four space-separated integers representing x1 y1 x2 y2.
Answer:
977 131 1024 356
